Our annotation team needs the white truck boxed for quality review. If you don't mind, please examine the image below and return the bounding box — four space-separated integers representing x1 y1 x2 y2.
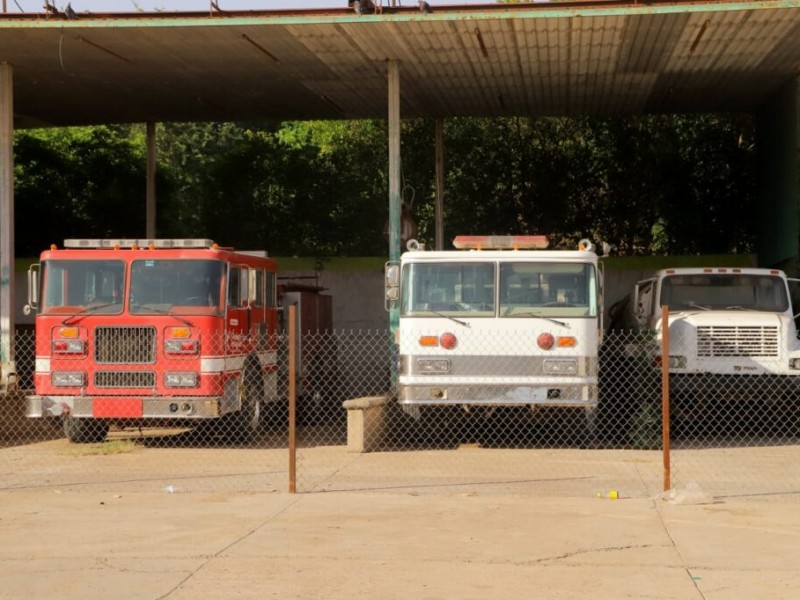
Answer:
385 235 602 430
629 267 800 417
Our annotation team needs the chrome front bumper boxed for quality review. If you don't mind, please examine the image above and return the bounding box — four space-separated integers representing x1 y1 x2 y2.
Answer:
26 395 224 419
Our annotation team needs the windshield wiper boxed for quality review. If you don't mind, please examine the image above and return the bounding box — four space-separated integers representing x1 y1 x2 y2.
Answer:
62 301 121 325
687 301 711 311
430 310 470 328
501 309 569 328
130 303 194 327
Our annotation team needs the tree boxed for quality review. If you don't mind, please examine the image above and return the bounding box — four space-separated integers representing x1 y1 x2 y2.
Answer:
13 113 757 258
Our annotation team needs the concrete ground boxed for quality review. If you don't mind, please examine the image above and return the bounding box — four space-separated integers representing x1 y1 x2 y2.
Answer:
0 489 798 600
2 391 799 599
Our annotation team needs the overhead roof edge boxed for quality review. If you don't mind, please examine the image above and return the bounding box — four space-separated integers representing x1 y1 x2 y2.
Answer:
0 0 798 29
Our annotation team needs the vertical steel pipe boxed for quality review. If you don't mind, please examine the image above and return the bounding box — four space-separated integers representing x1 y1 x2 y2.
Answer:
435 119 444 250
0 62 15 389
661 304 671 492
146 122 157 239
288 304 297 493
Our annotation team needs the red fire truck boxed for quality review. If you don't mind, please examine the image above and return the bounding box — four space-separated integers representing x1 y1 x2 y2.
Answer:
24 239 280 443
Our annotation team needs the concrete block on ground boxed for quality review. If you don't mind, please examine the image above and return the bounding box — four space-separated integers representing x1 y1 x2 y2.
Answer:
342 395 389 453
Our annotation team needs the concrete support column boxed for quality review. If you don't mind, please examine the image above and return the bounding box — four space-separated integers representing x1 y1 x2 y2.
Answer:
755 76 799 273
387 59 401 333
146 122 157 239
0 62 15 387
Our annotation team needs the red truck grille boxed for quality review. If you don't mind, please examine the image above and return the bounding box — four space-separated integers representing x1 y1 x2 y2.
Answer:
94 371 156 388
94 326 156 364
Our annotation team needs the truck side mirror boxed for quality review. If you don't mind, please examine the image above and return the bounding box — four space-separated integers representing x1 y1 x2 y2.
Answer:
385 264 399 287
27 263 40 311
385 263 400 310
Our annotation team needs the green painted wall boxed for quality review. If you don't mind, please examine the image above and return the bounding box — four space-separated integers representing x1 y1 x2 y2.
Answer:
756 77 800 273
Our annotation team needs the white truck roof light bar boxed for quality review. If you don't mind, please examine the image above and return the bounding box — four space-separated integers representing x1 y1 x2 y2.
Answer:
63 239 215 249
452 235 549 250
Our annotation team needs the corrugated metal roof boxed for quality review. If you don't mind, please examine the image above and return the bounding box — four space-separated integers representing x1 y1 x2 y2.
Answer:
0 1 797 127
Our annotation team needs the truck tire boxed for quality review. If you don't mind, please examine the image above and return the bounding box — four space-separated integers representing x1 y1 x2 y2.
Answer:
63 417 109 444
225 361 262 443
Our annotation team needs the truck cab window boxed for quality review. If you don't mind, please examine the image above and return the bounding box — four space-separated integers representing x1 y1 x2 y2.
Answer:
130 259 223 314
40 260 125 314
227 266 249 308
401 262 495 317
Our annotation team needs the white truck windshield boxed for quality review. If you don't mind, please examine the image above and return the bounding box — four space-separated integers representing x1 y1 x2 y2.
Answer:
401 261 597 318
660 274 789 312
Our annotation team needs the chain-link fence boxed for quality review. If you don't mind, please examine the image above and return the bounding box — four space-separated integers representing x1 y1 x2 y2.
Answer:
2 323 798 499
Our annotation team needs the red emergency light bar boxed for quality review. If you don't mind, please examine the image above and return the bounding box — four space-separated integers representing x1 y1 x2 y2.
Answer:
452 235 549 250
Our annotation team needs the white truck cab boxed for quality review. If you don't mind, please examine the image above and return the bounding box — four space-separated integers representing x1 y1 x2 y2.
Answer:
632 267 800 406
386 236 602 420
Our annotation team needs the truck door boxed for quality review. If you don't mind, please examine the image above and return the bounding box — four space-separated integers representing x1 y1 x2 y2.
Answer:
787 277 800 331
634 278 657 328
251 268 278 353
226 264 251 356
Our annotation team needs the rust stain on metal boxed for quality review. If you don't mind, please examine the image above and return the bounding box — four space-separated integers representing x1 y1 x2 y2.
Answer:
474 27 489 58
76 36 132 63
690 19 710 53
242 34 280 64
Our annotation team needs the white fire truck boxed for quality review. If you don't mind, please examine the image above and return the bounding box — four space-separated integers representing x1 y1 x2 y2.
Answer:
628 267 800 412
385 235 602 423
24 239 280 443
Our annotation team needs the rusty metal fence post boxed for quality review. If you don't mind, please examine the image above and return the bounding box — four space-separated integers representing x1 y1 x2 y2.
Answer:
661 304 671 492
288 304 297 493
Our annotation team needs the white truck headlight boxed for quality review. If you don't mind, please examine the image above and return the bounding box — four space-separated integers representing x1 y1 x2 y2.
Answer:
52 372 85 387
790 358 800 370
164 372 198 387
543 359 578 374
416 359 451 374
668 355 687 369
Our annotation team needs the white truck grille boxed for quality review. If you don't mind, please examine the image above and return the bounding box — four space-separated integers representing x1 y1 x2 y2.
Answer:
696 326 779 357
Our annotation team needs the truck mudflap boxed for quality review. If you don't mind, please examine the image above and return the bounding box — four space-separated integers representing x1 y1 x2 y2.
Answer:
397 383 599 406
26 395 225 419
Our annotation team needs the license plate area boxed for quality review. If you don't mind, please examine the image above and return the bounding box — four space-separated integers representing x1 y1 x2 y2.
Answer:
93 397 143 418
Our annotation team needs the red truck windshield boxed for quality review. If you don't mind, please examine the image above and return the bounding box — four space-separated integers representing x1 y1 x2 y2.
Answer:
130 259 224 315
41 259 125 314
39 258 226 316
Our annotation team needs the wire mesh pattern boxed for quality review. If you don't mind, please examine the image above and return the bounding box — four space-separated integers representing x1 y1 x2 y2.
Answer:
1 328 798 499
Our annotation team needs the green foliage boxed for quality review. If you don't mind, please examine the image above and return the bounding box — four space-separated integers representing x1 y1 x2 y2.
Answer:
406 114 756 254
14 126 155 255
13 114 757 259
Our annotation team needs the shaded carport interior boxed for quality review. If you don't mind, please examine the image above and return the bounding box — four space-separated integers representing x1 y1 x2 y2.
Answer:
0 1 798 384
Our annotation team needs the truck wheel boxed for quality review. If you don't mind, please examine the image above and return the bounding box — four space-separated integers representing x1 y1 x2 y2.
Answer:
577 406 598 448
63 417 109 444
262 399 288 430
404 405 463 446
226 364 262 443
